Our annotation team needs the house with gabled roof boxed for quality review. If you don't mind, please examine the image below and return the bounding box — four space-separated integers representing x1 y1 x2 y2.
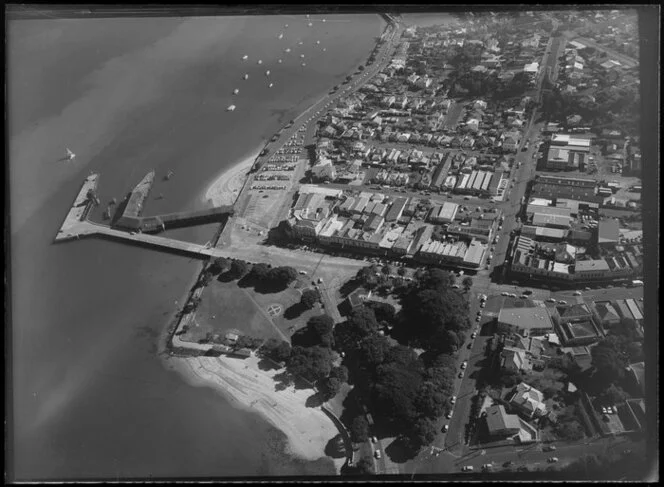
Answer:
509 382 548 419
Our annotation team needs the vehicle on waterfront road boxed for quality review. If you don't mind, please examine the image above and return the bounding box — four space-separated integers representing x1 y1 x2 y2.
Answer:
547 457 559 463
461 361 467 369
461 466 474 472
471 332 477 339
450 396 456 405
442 424 449 433
374 450 381 459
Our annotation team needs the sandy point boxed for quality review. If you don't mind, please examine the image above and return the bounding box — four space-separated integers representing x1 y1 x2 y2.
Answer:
203 148 261 207
169 354 345 467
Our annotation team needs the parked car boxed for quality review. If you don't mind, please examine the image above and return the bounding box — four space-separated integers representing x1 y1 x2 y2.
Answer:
374 450 381 459
546 298 556 303
573 291 582 296
502 292 510 296
461 466 474 472
503 461 515 467
544 445 557 452
442 424 449 432
458 371 464 378
547 457 559 463
461 362 468 369
482 463 493 470
446 411 452 419
450 396 456 404
471 332 477 339
558 300 567 305
371 436 378 443
480 302 486 308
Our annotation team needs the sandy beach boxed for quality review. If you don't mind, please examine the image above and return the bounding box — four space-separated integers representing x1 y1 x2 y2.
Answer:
203 148 261 207
170 354 346 470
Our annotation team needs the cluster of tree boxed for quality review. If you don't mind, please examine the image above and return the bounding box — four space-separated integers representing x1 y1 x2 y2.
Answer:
246 263 298 287
395 269 470 353
590 337 630 388
260 338 292 363
334 301 457 453
299 289 320 310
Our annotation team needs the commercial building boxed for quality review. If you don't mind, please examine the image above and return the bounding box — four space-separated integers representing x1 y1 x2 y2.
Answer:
597 219 621 247
496 306 555 337
428 202 459 224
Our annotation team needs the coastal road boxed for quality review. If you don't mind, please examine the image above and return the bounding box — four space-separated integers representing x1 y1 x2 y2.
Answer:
256 20 402 167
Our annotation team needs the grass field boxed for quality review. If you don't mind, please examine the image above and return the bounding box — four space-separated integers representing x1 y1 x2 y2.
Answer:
180 278 325 345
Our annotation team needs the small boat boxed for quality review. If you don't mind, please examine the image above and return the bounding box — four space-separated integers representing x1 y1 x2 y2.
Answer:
257 59 263 65
227 105 236 112
308 22 313 27
301 62 306 67
242 55 248 60
300 54 305 58
285 48 291 53
110 197 117 205
165 170 174 181
65 148 76 161
285 24 289 28
278 59 283 63
269 83 274 88
316 40 320 45
243 73 249 80
265 70 270 76
233 88 239 95
323 48 327 52
278 33 283 39
322 19 326 23
306 14 310 19
298 41 303 45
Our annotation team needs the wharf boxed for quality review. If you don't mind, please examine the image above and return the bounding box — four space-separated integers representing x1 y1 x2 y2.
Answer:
56 174 99 241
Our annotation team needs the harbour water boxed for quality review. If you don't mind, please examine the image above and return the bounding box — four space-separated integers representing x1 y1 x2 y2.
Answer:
9 13 382 480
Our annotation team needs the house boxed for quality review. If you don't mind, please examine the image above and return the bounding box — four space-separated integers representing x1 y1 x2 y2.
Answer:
347 287 372 309
485 404 521 436
509 382 547 419
592 301 622 328
501 346 532 372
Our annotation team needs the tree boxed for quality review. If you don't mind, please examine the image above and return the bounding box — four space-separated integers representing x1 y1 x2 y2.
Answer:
364 301 396 325
354 456 375 475
300 289 320 309
229 260 250 279
415 381 447 418
349 415 370 443
208 257 229 275
356 266 378 289
287 346 334 383
261 338 292 363
249 262 271 281
600 384 629 405
407 416 437 450
198 271 213 288
420 269 455 291
591 340 627 384
397 267 406 276
330 365 349 383
382 265 393 276
267 266 298 286
348 307 380 336
307 314 335 348
320 376 342 401
359 334 393 366
462 276 473 293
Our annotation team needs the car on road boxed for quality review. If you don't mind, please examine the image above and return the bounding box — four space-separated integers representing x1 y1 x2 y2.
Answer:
547 457 559 463
461 361 467 369
482 464 493 470
446 411 452 419
371 436 378 443
558 300 567 305
461 466 474 472
509 293 518 298
298 270 307 275
503 461 515 467
573 291 582 296
450 396 456 404
544 445 557 452
471 332 477 339
475 315 481 322
374 450 381 459
452 284 460 289
502 291 509 296
522 290 533 295
546 298 556 303
584 287 591 291
458 371 464 378
442 424 449 433
480 302 485 308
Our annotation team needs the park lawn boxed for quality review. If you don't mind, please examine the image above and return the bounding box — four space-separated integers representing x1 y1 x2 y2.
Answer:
181 279 326 344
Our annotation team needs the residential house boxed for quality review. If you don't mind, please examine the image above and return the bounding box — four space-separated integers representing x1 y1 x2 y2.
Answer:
509 382 548 419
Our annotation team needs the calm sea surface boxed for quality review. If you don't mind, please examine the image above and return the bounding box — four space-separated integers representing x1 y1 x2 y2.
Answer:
9 14 382 480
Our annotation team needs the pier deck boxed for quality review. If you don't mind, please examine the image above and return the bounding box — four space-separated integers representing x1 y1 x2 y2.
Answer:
55 173 235 260
56 174 99 241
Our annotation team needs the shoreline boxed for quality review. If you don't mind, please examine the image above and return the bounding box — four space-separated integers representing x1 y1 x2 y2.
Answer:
202 146 263 207
168 354 346 472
